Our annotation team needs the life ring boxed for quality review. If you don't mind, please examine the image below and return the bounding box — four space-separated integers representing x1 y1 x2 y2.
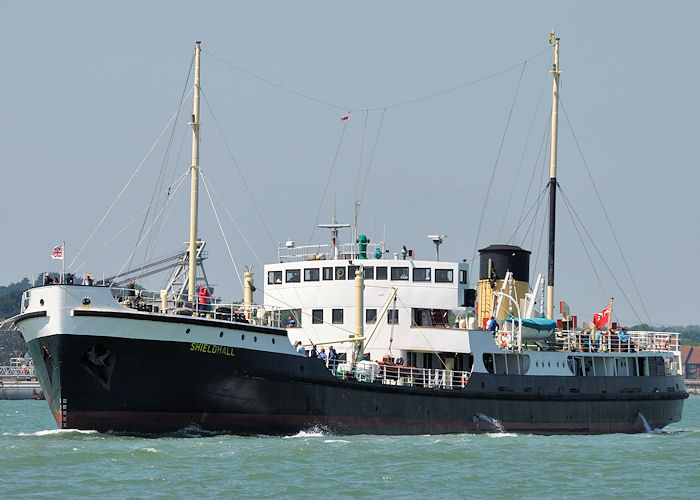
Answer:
336 268 345 280
460 374 469 387
499 332 509 348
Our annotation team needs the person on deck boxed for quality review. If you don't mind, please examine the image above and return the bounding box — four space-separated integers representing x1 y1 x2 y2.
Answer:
487 316 499 333
328 345 338 374
83 274 94 286
318 347 327 362
286 315 297 327
198 286 211 313
309 344 318 358
127 279 136 297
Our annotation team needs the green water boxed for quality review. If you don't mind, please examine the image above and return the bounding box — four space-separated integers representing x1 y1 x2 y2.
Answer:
1 398 698 499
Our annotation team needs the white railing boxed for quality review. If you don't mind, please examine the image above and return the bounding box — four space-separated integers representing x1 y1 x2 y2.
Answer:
110 287 283 328
276 242 383 262
0 365 34 377
327 359 471 389
555 330 680 353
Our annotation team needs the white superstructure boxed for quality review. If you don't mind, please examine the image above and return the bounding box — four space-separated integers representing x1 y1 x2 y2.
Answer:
263 233 471 368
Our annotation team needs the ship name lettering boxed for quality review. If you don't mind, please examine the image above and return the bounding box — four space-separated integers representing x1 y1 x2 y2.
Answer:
189 342 235 357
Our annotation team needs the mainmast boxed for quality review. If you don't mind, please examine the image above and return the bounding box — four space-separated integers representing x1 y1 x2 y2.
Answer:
187 41 202 301
546 33 560 320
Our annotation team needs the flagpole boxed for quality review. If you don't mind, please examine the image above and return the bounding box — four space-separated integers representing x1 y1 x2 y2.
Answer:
62 240 65 284
607 297 614 331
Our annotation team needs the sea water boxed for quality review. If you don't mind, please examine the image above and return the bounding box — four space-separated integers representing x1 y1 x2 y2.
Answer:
1 398 698 499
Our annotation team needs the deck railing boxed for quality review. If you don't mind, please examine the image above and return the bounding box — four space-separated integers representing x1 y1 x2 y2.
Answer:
110 287 284 328
327 359 471 389
555 330 680 353
276 242 383 262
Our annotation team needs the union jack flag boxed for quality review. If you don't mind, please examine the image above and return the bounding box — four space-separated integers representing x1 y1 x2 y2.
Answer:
51 244 64 260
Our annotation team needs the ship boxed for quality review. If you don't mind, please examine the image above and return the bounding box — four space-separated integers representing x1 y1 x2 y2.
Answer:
4 38 688 435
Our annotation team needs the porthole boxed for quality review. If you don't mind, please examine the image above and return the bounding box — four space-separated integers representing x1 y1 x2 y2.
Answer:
241 334 245 341
300 365 305 372
536 361 539 367
40 299 45 306
272 338 276 344
254 336 257 342
219 331 224 338
186 328 191 334
548 362 551 367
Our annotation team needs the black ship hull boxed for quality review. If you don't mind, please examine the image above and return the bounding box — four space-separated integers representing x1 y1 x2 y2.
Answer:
27 332 687 435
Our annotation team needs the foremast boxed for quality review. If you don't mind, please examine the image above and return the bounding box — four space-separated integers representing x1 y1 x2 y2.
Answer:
188 41 202 301
546 34 560 320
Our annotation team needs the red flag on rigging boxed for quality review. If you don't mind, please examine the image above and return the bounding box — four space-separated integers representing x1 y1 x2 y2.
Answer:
341 115 349 120
593 303 612 329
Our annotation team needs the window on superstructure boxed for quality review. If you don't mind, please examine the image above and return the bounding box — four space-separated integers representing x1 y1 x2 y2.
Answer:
335 266 346 280
391 267 409 280
268 271 282 284
413 268 431 281
435 269 453 283
459 270 467 284
304 268 319 281
363 266 374 279
312 309 323 324
286 269 301 283
323 267 333 280
332 308 344 324
376 266 387 280
348 265 359 279
387 309 399 324
366 309 377 324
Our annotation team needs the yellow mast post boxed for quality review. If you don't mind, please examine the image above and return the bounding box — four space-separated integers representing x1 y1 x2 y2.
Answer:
187 41 202 302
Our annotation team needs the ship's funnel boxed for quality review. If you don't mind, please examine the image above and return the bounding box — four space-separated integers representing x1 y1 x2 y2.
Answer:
477 245 531 329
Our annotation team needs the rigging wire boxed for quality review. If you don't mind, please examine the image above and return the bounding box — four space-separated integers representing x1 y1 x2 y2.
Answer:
110 171 191 283
354 111 369 209
514 116 551 235
204 47 551 113
68 89 193 271
498 61 552 241
470 61 528 263
199 172 245 290
558 186 643 325
133 52 195 275
200 88 277 250
202 172 265 269
558 186 609 298
308 120 349 244
72 172 188 274
558 98 652 326
356 108 388 222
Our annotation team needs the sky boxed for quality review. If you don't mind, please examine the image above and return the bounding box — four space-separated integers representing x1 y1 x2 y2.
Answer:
1 1 699 326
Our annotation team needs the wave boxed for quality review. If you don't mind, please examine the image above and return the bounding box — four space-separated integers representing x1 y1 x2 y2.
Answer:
6 428 98 437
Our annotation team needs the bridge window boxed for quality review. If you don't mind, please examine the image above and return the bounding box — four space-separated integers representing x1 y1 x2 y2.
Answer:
348 265 359 279
334 267 346 280
387 309 399 324
376 266 387 280
323 267 333 280
312 309 323 324
413 268 431 281
286 269 301 283
304 268 319 281
363 266 374 279
267 271 282 284
435 269 453 283
366 309 377 324
332 309 344 324
391 267 409 280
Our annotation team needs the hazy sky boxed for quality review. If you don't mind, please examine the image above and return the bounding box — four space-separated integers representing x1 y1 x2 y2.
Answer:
2 1 699 326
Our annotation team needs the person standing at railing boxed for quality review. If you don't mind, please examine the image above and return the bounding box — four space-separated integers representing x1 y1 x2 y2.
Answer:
328 345 338 374
198 286 211 314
